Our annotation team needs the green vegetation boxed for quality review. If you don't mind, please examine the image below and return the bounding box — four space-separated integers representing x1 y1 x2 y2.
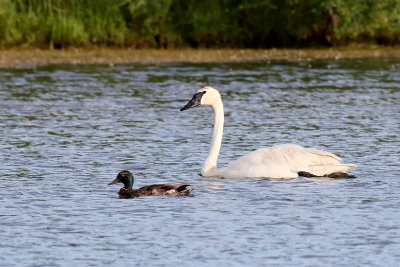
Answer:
1 0 400 48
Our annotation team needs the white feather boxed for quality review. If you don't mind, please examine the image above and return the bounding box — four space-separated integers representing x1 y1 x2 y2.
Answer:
221 144 356 178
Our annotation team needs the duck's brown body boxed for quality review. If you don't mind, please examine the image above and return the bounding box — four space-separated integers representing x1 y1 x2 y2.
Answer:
118 183 193 197
109 171 194 198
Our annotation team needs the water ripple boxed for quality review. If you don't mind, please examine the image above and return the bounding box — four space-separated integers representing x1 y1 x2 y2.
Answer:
0 59 399 266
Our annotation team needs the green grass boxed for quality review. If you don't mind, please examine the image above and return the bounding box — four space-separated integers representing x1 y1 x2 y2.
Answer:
1 0 400 48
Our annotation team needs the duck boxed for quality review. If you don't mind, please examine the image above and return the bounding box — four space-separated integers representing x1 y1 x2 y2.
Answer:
180 86 357 179
108 170 194 197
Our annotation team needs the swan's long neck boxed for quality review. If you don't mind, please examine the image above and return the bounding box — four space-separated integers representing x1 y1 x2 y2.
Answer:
201 100 224 177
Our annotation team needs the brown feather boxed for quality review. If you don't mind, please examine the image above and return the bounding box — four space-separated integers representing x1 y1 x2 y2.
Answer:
118 183 193 197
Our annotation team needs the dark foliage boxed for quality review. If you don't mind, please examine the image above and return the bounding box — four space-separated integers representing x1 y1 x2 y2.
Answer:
1 0 399 48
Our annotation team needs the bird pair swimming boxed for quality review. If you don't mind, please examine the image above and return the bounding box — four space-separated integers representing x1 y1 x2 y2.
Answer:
109 86 356 197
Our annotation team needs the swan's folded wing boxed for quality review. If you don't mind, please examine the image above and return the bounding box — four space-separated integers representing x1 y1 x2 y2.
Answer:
256 144 341 167
224 144 355 178
305 147 341 161
287 145 357 175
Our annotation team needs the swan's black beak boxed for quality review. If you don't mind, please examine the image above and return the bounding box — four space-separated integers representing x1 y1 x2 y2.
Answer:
180 91 206 111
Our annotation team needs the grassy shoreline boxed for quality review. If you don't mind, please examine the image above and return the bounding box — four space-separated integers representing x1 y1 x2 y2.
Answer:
1 47 400 68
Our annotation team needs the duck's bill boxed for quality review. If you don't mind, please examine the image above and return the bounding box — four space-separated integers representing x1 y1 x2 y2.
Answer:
108 178 119 186
180 92 205 111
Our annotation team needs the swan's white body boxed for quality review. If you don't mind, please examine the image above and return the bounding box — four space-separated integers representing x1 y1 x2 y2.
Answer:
181 86 356 179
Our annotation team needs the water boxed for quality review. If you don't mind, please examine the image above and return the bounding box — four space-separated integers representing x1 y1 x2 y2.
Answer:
0 59 399 266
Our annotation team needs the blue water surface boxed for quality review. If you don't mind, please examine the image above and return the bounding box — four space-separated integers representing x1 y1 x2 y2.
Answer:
0 59 399 266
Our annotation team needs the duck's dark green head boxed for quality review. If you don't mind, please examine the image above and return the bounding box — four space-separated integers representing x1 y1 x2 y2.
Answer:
108 170 134 189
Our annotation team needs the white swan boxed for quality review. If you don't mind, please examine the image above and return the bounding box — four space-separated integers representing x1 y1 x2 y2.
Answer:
180 86 357 179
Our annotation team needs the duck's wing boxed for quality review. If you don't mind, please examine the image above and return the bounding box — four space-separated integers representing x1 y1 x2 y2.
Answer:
165 183 191 192
135 184 193 196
